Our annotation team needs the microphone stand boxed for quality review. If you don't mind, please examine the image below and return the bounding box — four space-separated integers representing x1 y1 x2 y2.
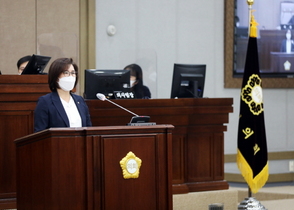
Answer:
103 97 138 117
96 93 155 126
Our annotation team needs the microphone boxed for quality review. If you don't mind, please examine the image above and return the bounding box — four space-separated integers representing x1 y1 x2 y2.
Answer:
97 93 139 116
96 93 152 124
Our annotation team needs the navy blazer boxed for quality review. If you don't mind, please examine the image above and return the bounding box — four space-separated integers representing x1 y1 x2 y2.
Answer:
280 39 294 52
34 91 92 132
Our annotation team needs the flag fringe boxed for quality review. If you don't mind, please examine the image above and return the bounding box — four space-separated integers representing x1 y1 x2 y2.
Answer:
237 149 269 194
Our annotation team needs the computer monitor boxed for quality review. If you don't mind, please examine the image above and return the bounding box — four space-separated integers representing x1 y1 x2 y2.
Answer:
21 54 51 75
170 64 206 98
84 69 131 99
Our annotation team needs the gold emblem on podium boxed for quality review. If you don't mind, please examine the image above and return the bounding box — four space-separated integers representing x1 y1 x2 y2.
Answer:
120 151 142 179
284 60 291 71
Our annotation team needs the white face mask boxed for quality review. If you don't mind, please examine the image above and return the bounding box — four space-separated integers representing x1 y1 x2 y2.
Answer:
130 80 136 87
58 76 76 91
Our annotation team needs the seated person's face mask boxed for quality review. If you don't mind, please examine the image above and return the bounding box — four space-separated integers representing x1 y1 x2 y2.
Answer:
130 75 137 87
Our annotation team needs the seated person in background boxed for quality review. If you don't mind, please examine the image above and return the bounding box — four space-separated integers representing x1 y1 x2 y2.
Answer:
34 58 92 132
280 30 294 53
124 63 151 99
17 55 32 74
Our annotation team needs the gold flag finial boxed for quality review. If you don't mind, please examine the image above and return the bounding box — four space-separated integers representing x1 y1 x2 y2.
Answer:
249 10 258 38
247 0 254 6
247 0 255 37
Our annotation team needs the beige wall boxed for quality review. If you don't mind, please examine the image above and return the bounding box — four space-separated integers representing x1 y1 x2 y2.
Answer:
0 0 36 74
0 0 80 75
0 0 97 94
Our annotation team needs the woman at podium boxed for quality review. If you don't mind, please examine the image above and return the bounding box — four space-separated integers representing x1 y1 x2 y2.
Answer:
280 29 294 53
34 58 92 132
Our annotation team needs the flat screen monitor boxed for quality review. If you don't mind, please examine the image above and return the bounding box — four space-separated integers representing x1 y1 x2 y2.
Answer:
170 64 206 98
84 69 131 99
21 54 51 75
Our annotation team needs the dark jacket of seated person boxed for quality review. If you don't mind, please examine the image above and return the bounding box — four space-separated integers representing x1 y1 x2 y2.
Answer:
34 58 92 132
124 63 151 99
134 85 151 99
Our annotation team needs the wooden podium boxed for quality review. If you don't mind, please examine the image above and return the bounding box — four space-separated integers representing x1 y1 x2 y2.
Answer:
15 125 174 210
86 98 233 194
0 75 49 209
270 52 294 73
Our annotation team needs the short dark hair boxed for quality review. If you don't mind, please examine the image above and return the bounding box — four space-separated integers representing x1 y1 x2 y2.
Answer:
48 58 78 91
17 55 32 69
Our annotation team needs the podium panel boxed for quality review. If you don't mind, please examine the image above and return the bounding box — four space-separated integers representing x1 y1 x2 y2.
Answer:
15 126 173 210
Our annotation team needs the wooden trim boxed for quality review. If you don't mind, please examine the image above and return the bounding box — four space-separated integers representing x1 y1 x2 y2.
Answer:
224 0 240 88
79 0 96 95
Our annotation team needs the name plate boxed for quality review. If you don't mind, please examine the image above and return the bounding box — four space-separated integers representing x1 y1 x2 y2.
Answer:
114 91 135 99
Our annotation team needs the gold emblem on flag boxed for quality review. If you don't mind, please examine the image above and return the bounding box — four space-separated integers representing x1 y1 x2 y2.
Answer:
253 143 260 155
241 74 263 115
242 127 254 139
120 151 142 179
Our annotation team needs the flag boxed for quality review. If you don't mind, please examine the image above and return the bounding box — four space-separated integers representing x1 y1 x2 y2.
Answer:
237 12 268 194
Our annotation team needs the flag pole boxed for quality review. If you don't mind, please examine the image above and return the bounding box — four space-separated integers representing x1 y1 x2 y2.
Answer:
247 0 254 199
237 1 268 209
248 186 252 197
247 0 253 37
246 0 254 200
